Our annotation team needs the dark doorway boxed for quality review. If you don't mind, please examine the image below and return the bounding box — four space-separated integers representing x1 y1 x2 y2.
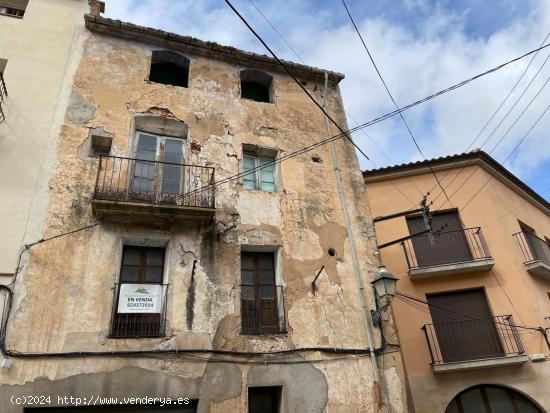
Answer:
427 289 504 363
248 386 282 413
407 211 472 267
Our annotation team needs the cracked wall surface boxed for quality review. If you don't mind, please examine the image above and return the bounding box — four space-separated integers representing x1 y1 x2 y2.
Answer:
1 24 408 413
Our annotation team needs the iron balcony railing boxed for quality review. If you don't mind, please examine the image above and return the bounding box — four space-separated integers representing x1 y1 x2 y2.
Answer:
402 227 492 270
422 315 524 365
241 285 286 335
94 155 215 209
0 72 7 124
108 283 168 338
513 230 550 266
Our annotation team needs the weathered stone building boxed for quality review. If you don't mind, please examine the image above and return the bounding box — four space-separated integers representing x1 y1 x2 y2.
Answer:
0 2 407 412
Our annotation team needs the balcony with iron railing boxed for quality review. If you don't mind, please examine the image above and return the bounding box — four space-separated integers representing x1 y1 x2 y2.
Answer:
0 72 7 124
108 283 168 338
241 285 286 335
92 155 215 223
422 315 528 373
514 230 550 280
402 227 495 279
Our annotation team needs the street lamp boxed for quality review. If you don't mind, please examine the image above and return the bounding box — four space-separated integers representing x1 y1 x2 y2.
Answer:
372 266 398 303
371 266 398 326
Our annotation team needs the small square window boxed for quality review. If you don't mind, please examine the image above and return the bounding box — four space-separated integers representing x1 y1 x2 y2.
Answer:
248 386 282 413
243 149 277 192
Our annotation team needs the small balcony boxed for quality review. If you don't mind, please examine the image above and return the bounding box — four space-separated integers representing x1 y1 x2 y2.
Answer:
92 155 215 223
241 285 287 335
402 227 494 279
0 72 7 124
108 283 168 338
422 315 528 373
514 230 550 280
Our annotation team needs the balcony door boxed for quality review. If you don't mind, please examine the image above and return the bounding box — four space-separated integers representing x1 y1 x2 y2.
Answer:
133 132 186 196
521 225 550 264
427 289 503 363
407 211 472 267
241 252 280 334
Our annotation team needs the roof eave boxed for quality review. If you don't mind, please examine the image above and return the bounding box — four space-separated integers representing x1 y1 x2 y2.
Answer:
84 14 345 83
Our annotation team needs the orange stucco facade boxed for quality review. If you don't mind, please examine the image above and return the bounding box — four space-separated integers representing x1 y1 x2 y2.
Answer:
364 152 550 413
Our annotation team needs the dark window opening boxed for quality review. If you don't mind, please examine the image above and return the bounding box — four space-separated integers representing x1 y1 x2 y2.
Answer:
445 385 542 413
241 70 273 103
109 245 167 338
149 50 189 88
0 0 28 17
25 401 198 412
241 251 284 334
248 386 282 413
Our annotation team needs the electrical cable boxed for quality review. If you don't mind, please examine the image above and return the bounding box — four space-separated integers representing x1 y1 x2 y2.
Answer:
340 0 453 208
225 0 371 162
176 39 550 200
246 0 422 206
417 32 550 207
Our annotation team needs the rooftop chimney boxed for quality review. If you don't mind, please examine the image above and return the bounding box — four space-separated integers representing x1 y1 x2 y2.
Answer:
88 0 105 16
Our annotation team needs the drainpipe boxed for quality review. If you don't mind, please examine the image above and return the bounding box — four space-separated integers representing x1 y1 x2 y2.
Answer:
322 72 382 395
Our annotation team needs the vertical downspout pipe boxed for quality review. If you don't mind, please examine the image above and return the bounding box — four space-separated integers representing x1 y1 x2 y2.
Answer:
322 72 382 387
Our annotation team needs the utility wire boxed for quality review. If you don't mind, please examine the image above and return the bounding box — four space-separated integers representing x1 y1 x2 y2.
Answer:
225 0 370 161
467 32 550 152
427 33 550 206
176 39 550 200
246 0 305 64
431 69 550 208
246 0 422 206
339 0 453 208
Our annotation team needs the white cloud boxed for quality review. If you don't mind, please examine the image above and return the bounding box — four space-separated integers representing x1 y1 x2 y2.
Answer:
104 0 550 191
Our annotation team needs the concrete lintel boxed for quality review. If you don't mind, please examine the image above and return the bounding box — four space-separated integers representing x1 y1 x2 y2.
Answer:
525 260 550 281
409 258 495 280
432 355 529 374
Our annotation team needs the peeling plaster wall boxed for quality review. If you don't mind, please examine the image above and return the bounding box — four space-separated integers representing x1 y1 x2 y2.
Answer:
1 30 408 412
0 0 90 273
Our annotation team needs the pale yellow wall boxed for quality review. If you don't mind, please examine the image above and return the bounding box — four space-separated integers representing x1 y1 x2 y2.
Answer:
366 162 550 412
0 0 88 273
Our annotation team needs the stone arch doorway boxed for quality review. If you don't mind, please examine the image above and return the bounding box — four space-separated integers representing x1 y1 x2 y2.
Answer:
445 384 543 413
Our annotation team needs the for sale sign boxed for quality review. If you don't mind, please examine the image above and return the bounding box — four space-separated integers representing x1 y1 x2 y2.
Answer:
117 284 162 313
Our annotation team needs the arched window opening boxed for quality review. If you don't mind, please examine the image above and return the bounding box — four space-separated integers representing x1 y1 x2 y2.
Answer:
149 50 189 88
240 70 273 103
446 385 542 413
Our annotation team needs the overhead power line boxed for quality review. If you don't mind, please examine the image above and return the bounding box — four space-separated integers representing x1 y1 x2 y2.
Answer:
466 32 550 152
225 0 370 161
426 32 550 207
339 0 453 208
431 68 550 208
246 0 423 206
178 32 550 199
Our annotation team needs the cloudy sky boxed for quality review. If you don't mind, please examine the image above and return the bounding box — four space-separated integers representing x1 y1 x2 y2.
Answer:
105 0 550 200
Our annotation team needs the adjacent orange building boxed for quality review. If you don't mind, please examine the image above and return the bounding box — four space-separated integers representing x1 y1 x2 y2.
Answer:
364 150 550 413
